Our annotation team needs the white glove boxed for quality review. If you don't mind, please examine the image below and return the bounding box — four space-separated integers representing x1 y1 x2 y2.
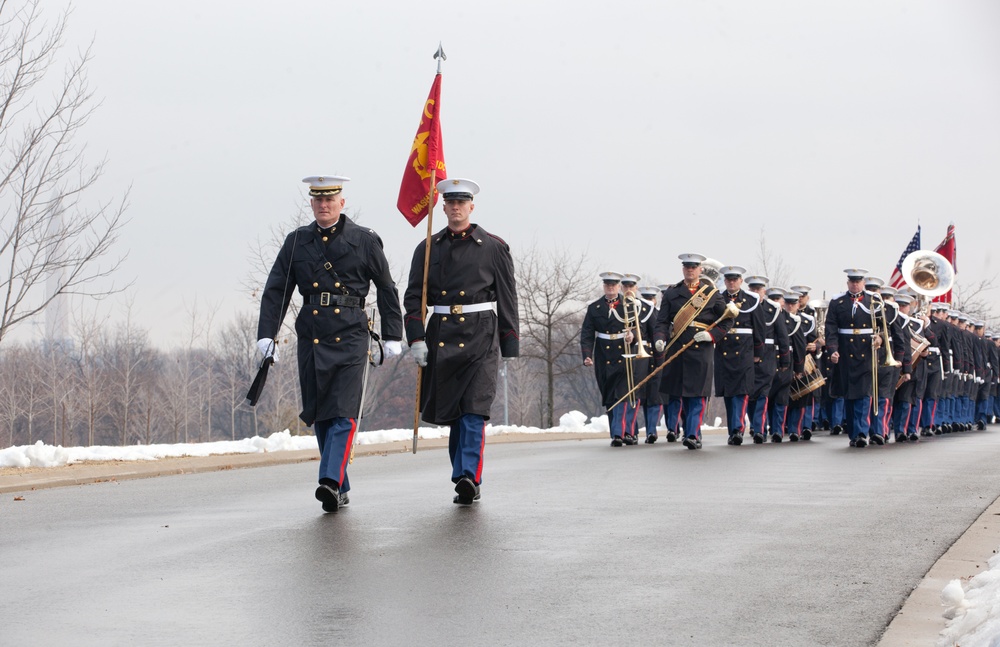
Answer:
693 330 713 343
384 340 402 358
410 340 428 367
257 338 278 363
654 339 666 353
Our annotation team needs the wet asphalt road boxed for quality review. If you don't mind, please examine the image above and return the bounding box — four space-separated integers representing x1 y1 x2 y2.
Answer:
4 429 1000 647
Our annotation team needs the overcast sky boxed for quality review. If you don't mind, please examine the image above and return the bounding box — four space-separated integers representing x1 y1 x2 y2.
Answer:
33 0 1000 346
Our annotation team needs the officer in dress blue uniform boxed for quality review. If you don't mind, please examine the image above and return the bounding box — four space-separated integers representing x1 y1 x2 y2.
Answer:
619 274 656 444
824 268 883 448
405 178 519 505
652 253 734 450
257 175 403 512
713 265 766 445
769 288 803 442
581 272 634 446
744 276 790 444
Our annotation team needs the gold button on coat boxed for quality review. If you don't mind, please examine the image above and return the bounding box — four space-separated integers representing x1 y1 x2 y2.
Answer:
312 310 318 315
313 339 319 344
439 342 445 347
460 291 465 296
459 343 465 348
312 282 319 288
334 308 340 314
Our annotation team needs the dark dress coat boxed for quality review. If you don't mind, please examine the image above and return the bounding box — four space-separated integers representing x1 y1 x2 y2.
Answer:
753 297 789 400
581 295 630 408
653 281 734 398
714 289 766 397
824 291 878 400
257 216 402 426
404 224 519 424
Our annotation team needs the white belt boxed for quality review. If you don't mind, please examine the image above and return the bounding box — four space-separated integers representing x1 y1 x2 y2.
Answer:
596 332 626 340
838 328 873 335
729 328 753 335
764 338 775 345
432 302 496 315
928 348 941 354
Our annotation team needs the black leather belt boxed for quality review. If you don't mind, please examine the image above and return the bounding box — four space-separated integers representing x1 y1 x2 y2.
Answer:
307 293 361 307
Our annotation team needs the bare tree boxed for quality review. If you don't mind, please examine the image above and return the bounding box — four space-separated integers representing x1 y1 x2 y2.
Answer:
515 245 595 428
215 311 258 440
69 305 111 446
754 225 790 288
954 275 999 328
104 303 151 445
0 1 129 345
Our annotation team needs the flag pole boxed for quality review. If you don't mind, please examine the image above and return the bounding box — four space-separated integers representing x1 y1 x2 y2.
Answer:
413 44 447 454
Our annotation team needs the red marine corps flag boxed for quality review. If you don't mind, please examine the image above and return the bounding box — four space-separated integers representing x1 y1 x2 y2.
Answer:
932 223 957 304
397 60 446 226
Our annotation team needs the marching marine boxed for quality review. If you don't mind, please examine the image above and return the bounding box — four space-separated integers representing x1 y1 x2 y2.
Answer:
405 178 519 505
257 175 403 513
653 253 735 450
713 265 766 445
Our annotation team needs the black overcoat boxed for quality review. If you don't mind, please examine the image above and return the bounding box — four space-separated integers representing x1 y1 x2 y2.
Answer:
404 224 519 424
654 281 733 398
257 216 402 425
714 289 766 397
824 291 878 400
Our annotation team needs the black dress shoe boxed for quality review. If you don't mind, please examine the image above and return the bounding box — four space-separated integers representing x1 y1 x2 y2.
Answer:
977 421 986 431
801 429 812 441
771 434 782 443
831 425 843 436
907 434 919 442
849 438 857 447
666 431 678 442
729 434 743 446
623 434 637 445
870 434 885 446
315 484 341 513
894 434 906 443
683 435 699 450
855 436 867 448
789 433 799 442
454 477 480 505
645 434 658 444
611 436 623 447
920 428 932 437
752 433 764 444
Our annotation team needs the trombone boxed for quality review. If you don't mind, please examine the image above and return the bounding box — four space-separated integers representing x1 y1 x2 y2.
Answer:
621 294 652 405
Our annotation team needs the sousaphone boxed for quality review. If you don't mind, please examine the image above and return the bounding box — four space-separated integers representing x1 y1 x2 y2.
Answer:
900 250 955 297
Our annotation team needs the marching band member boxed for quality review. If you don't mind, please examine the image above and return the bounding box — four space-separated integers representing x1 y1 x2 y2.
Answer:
825 269 883 448
620 273 655 444
870 284 910 443
713 266 766 445
745 276 789 444
890 292 927 443
639 285 665 442
581 272 633 446
920 303 948 436
766 287 798 443
653 253 734 450
790 285 822 434
778 289 807 441
786 286 819 441
973 321 991 429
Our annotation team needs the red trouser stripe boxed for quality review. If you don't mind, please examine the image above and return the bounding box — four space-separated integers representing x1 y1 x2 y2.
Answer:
338 418 358 483
475 418 486 483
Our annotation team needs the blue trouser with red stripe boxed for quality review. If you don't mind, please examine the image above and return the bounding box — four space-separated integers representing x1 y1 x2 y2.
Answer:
845 397 872 440
749 395 768 436
920 398 937 428
315 417 357 493
724 396 749 436
450 413 486 485
644 403 662 436
667 396 705 439
609 400 637 439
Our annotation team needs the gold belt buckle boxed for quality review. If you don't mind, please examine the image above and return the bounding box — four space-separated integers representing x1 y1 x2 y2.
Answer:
320 292 331 307
450 304 463 315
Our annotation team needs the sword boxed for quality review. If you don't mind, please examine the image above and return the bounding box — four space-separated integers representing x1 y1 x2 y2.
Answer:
350 307 382 464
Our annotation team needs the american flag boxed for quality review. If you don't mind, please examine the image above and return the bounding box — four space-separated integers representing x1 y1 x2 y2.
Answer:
888 226 921 289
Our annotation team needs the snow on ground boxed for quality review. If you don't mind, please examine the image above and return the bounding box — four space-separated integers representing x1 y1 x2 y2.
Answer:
938 556 1000 647
0 410 617 469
